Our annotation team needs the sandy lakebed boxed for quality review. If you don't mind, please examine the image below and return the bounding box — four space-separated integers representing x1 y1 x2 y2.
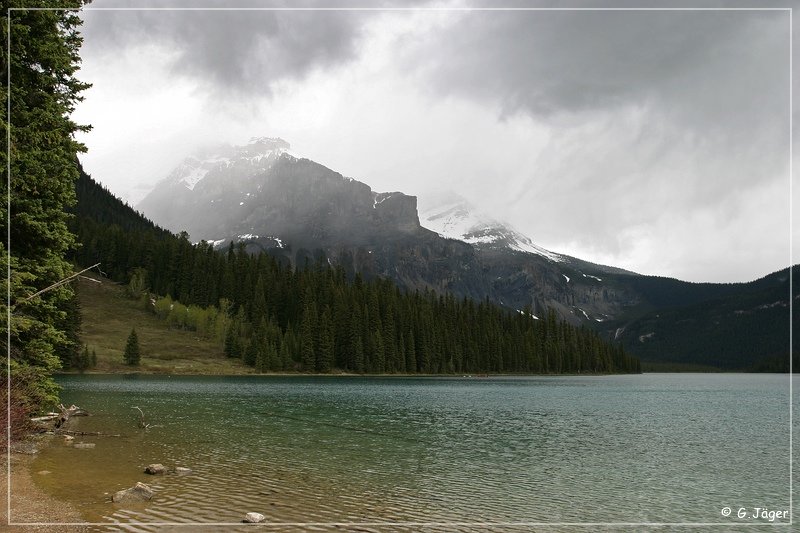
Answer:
3 440 89 532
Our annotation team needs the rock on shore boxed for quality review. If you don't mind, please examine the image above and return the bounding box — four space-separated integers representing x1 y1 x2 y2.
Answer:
112 482 153 503
243 512 265 523
144 463 166 475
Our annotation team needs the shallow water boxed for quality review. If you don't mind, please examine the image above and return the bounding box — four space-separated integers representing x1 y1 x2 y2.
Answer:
23 374 791 530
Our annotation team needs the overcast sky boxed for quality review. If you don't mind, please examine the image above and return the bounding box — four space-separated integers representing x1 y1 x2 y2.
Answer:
71 1 795 283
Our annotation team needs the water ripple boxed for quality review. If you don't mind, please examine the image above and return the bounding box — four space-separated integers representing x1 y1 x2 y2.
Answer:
30 373 793 531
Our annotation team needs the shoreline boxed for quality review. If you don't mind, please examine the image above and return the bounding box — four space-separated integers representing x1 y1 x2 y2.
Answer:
56 369 647 378
3 443 88 531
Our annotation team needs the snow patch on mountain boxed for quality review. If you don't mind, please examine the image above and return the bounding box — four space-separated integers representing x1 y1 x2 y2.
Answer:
419 193 563 262
373 191 398 208
166 137 292 191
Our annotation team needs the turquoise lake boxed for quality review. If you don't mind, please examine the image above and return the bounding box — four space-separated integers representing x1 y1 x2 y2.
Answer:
26 373 792 531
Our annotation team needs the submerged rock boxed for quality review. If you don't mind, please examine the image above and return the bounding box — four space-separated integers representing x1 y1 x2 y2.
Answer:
145 463 166 475
10 442 39 455
73 442 95 449
243 512 266 523
174 467 192 475
112 482 153 503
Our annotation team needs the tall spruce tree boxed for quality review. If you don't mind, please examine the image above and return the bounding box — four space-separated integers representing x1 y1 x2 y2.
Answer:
4 1 91 415
123 328 140 366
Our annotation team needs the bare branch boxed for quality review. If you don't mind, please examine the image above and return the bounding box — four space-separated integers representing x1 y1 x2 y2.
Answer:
131 406 151 429
15 263 102 308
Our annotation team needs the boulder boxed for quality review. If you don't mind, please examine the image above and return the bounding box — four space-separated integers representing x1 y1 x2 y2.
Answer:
145 463 166 475
174 467 192 475
243 512 266 523
112 482 153 503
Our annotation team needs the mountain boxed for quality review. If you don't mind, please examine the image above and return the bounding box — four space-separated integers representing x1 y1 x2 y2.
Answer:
137 139 641 320
73 164 641 376
611 268 797 371
139 137 420 248
136 138 797 370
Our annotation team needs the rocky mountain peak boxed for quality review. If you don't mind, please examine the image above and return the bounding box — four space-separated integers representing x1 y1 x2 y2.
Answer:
419 191 563 262
162 137 292 192
240 137 291 156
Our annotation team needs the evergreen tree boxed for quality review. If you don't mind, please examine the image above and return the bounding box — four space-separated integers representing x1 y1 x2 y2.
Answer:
223 322 239 358
5 1 91 414
316 307 334 373
123 328 141 366
300 302 317 372
71 344 91 373
406 330 417 373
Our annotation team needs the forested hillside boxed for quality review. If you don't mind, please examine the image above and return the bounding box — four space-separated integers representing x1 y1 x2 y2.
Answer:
69 167 640 375
616 268 797 371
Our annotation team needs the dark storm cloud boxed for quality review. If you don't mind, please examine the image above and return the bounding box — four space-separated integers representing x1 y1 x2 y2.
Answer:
74 1 794 281
410 9 788 128
80 1 378 96
82 4 789 129
398 7 790 266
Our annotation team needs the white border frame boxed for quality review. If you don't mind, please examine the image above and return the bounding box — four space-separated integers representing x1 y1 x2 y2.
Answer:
5 5 794 529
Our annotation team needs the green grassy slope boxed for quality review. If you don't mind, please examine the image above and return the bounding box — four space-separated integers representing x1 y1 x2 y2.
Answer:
75 274 253 374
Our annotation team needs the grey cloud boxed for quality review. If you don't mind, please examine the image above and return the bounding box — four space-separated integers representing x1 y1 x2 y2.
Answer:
409 10 788 127
400 8 791 279
81 2 375 96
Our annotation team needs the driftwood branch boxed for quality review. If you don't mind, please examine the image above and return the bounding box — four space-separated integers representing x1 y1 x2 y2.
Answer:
15 263 102 308
132 406 152 429
59 430 122 437
54 404 89 429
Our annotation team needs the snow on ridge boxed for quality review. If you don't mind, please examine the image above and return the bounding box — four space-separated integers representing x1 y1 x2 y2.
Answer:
420 201 493 242
173 156 231 191
508 237 564 262
419 196 564 262
373 191 396 209
174 138 294 191
582 272 603 282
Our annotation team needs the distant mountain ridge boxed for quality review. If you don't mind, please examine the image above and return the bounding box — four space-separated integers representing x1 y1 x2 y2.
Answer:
134 137 797 370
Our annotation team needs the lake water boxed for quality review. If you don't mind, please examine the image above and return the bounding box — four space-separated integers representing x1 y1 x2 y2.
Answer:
24 374 792 531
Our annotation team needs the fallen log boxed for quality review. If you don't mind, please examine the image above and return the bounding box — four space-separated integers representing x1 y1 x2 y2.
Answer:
30 414 60 423
54 404 90 429
58 430 122 438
